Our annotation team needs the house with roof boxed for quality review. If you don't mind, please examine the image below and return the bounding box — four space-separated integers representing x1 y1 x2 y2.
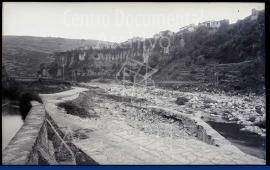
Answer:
198 19 229 29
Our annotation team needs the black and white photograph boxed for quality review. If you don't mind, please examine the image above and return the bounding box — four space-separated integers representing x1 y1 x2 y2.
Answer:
2 2 266 165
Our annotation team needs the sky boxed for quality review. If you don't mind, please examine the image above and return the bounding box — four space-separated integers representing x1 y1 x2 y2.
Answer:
3 2 265 43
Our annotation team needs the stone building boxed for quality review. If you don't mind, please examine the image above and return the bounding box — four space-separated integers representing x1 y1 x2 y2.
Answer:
127 37 144 43
155 30 174 38
242 8 263 22
250 8 260 21
179 24 196 33
153 34 159 39
198 19 229 29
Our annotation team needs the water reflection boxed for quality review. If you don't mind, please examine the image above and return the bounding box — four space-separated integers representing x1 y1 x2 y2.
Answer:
2 105 24 150
207 121 266 160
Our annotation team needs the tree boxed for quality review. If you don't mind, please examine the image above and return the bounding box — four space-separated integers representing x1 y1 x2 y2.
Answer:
185 56 192 67
197 55 206 65
48 62 59 77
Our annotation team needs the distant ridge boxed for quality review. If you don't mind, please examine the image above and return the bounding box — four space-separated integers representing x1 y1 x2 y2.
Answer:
2 35 115 77
3 35 115 53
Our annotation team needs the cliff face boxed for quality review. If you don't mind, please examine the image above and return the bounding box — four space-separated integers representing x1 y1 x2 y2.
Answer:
49 47 144 81
48 31 176 81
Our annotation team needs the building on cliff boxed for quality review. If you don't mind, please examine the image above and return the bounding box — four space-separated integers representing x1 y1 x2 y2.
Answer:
198 19 229 29
245 8 261 21
154 30 174 39
179 24 196 33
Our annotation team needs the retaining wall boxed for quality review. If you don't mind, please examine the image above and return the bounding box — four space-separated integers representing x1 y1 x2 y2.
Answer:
149 106 241 151
2 101 97 165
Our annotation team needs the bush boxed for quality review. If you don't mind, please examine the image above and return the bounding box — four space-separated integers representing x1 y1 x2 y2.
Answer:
2 81 22 100
19 92 43 120
57 101 90 118
254 119 266 129
197 55 206 65
185 56 192 67
248 116 256 122
186 74 196 81
175 97 189 105
190 67 197 74
203 97 217 104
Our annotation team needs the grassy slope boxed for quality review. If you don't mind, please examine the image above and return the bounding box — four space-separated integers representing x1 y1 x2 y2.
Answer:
2 36 114 77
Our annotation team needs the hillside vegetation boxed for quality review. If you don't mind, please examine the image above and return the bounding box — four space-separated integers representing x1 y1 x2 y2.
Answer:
2 10 265 94
153 11 265 93
2 36 113 77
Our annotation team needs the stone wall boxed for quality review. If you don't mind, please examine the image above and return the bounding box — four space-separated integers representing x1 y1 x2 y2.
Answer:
3 102 47 164
149 106 241 150
2 101 97 165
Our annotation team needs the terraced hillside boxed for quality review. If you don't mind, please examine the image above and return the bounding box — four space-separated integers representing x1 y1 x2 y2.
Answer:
153 57 209 88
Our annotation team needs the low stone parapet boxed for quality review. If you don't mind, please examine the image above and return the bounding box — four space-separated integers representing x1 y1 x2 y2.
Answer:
2 101 48 164
148 106 241 152
2 101 94 165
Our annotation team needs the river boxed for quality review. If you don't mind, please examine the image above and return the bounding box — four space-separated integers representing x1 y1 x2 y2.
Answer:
207 121 266 160
2 105 24 150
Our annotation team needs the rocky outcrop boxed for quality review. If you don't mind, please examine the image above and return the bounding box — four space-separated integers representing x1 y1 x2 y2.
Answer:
49 46 146 80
